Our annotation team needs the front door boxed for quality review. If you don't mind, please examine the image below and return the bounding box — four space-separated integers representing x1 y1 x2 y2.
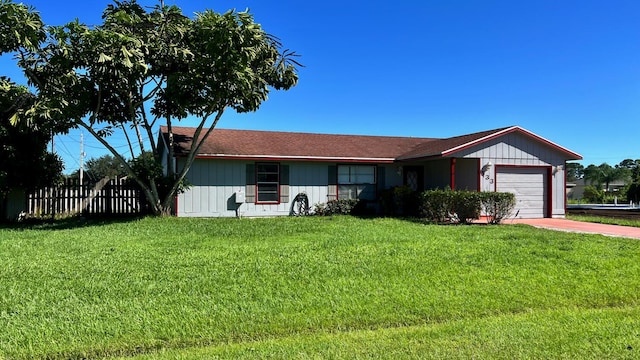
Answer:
403 166 424 192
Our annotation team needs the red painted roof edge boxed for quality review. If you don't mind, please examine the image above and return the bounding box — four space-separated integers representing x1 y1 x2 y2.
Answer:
440 126 582 160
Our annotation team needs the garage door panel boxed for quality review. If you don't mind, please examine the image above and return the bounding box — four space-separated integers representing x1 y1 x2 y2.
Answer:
511 188 545 197
496 167 547 219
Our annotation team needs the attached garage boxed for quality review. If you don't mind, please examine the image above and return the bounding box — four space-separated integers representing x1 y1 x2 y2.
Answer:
496 167 549 219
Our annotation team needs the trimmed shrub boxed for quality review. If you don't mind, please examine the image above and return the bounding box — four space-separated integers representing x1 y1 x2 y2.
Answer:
419 189 481 224
313 199 361 216
479 192 516 224
420 189 455 223
454 191 482 224
379 186 419 217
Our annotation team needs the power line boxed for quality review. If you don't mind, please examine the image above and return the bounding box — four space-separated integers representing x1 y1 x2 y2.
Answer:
56 137 81 170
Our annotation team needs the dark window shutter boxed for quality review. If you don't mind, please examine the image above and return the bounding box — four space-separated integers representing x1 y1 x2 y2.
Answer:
377 166 386 192
327 165 337 201
279 164 290 203
246 164 256 203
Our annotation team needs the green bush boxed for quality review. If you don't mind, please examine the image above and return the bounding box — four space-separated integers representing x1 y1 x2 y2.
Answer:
130 151 190 199
583 185 605 203
419 189 515 224
379 186 419 217
419 189 481 224
313 199 361 216
627 183 640 203
479 192 516 224
454 191 482 224
419 189 455 223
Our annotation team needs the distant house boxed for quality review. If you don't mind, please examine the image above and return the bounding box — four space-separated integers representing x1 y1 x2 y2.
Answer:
160 126 582 219
567 178 627 200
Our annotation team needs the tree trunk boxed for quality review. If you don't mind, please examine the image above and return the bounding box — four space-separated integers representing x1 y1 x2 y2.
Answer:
145 190 174 217
159 205 172 217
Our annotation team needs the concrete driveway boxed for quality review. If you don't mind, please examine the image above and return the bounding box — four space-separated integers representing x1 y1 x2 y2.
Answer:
510 218 640 239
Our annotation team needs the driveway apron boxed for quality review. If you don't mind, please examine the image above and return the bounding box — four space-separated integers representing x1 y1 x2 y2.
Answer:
510 218 640 239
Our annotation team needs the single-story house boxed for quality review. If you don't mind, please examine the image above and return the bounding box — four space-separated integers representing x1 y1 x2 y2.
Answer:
567 178 627 200
160 125 582 219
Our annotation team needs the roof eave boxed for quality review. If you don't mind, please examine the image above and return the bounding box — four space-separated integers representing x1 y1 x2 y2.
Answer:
396 153 444 161
191 154 397 163
439 126 583 160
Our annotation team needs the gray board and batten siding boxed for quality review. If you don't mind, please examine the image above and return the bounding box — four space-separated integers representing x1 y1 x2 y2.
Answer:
176 159 403 218
455 131 568 218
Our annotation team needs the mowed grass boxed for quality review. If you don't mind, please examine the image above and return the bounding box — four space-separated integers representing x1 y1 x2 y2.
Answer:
1 216 639 359
568 214 640 228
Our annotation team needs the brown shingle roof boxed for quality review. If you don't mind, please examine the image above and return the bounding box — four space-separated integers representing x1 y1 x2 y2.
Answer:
160 125 582 162
162 126 435 162
396 126 513 160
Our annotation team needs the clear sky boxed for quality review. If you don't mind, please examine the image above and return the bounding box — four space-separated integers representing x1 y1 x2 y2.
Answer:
2 0 639 173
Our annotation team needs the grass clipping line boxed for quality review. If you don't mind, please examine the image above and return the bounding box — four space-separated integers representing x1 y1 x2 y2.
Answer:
123 305 640 359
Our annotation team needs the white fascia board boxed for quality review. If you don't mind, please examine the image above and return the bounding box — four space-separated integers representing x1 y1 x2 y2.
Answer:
196 154 397 163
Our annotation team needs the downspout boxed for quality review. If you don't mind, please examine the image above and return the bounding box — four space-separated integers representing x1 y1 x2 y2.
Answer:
477 158 481 192
563 161 567 217
547 166 553 218
450 158 456 190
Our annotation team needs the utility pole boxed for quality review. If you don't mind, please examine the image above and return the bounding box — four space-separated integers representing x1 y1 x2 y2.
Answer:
79 132 85 185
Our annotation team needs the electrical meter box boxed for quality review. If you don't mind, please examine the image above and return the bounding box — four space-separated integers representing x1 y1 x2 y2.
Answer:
234 188 245 203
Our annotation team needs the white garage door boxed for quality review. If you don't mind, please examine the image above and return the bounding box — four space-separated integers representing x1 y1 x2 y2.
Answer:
496 167 547 218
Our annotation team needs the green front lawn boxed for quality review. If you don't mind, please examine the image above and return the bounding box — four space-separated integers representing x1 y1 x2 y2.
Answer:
1 216 639 359
567 214 640 228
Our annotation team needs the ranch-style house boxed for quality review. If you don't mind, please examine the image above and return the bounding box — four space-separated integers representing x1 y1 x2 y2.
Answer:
160 125 582 219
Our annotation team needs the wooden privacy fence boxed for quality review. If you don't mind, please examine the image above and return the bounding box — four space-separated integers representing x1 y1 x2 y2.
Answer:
28 178 151 217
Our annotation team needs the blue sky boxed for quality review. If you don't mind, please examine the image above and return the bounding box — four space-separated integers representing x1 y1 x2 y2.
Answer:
2 0 639 173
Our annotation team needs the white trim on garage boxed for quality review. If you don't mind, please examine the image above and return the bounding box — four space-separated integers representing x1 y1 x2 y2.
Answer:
496 167 549 219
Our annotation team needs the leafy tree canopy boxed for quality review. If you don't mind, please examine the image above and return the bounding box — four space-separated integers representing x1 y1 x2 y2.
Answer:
583 163 630 192
1 79 63 218
617 159 640 182
68 154 128 183
565 162 584 182
4 0 300 216
0 0 45 53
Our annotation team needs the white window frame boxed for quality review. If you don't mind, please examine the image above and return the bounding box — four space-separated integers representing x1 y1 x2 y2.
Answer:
337 165 376 200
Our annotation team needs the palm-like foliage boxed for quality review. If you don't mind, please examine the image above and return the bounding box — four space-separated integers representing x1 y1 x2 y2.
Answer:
583 163 630 191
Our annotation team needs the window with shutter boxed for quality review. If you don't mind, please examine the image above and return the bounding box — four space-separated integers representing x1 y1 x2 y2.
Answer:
337 165 377 200
256 163 279 203
246 164 256 203
327 165 337 201
280 165 290 203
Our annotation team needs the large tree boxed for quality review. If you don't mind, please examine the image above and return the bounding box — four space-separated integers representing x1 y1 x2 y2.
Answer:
617 159 640 182
583 163 630 192
565 162 584 182
618 159 640 203
68 154 129 184
0 81 64 220
8 0 300 216
1 0 64 219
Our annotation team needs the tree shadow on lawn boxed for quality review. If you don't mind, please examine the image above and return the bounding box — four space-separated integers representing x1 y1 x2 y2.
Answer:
0 214 148 231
